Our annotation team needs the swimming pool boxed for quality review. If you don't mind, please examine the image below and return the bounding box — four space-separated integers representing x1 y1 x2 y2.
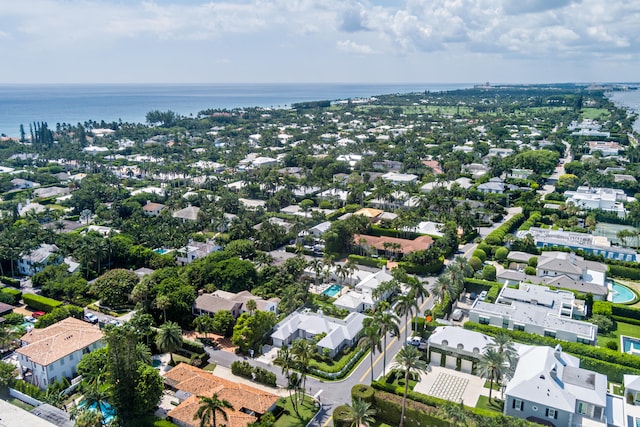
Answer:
153 248 170 255
621 336 640 356
322 284 341 297
80 400 116 424
610 282 636 304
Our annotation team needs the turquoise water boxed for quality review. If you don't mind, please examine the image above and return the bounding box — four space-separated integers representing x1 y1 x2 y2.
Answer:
153 248 169 255
323 284 341 297
80 401 116 424
152 359 161 368
622 336 640 354
611 282 636 303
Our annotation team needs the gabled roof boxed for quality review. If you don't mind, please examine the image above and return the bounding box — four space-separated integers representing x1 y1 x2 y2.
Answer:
172 206 200 221
538 252 583 275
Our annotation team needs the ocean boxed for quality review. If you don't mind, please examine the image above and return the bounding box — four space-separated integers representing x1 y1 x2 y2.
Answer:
607 90 640 133
0 83 471 137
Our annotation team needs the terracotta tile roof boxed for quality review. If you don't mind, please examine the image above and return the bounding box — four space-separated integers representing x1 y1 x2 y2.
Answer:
165 364 280 427
16 317 103 366
354 233 434 254
354 208 383 218
142 202 165 211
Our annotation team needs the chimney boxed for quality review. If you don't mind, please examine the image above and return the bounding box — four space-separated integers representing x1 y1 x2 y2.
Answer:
549 363 564 388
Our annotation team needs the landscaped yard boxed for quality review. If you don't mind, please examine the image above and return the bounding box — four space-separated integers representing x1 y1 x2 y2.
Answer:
273 396 319 427
385 370 418 390
475 395 504 413
597 321 640 349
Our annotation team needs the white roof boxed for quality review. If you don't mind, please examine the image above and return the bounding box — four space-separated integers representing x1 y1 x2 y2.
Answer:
427 326 495 354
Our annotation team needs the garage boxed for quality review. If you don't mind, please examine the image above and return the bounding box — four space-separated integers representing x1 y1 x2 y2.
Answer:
460 359 473 373
445 354 457 369
430 351 442 366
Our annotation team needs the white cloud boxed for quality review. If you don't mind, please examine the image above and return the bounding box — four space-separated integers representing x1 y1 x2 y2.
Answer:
337 39 376 54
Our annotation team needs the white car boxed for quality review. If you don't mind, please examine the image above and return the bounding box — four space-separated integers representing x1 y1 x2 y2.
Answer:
24 316 36 323
84 313 99 324
478 290 488 301
451 309 464 321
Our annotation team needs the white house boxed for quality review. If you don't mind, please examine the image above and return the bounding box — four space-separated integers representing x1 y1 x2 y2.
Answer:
270 310 366 357
17 244 61 276
333 268 394 313
176 239 222 265
16 318 104 389
564 187 630 218
193 290 279 319
381 172 418 185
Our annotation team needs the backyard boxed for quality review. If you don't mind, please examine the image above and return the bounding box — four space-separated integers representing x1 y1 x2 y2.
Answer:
273 396 318 427
597 320 640 349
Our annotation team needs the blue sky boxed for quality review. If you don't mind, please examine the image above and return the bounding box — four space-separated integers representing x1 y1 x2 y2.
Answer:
0 0 638 84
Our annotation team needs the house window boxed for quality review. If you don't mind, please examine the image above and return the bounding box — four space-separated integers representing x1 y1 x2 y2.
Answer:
546 408 557 419
512 399 524 411
577 401 590 416
502 318 509 328
544 330 556 339
479 317 490 325
593 407 602 419
60 357 65 366
514 324 525 331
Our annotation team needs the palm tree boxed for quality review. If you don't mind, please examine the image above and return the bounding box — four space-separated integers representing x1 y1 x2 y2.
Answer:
477 348 508 401
155 321 183 365
391 345 427 427
308 258 325 290
442 401 467 427
344 398 376 427
375 311 400 377
276 346 300 416
72 408 102 427
245 299 257 315
487 332 518 370
291 339 315 401
359 325 382 383
194 392 234 427
155 294 172 322
134 342 152 365
81 382 112 421
0 324 19 352
431 274 455 306
395 292 418 341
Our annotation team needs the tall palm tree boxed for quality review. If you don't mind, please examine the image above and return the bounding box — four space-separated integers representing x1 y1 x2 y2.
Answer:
344 398 376 427
375 311 400 377
155 321 183 365
81 381 112 421
487 332 519 370
276 346 300 416
72 408 102 427
391 345 427 427
134 342 152 365
395 291 418 341
477 348 508 401
359 325 382 383
155 294 172 322
0 324 19 352
431 274 455 306
291 339 315 401
194 392 234 427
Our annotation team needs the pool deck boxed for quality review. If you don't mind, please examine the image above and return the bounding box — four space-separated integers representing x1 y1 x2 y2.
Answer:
609 279 640 306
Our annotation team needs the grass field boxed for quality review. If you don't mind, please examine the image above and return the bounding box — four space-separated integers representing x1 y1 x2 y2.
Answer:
273 396 319 427
581 108 610 120
475 395 504 413
598 321 640 349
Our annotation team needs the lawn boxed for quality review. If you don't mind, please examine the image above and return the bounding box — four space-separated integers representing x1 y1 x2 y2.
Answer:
475 395 504 413
385 370 418 390
483 380 501 391
273 396 319 427
598 321 640 349
308 346 361 373
581 108 610 120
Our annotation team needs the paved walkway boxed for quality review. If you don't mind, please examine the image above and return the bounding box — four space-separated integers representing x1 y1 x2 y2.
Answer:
414 365 489 407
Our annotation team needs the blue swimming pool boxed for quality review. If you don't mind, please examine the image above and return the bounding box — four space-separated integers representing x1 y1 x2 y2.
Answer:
323 284 341 297
622 336 640 355
610 282 636 304
153 248 169 255
80 400 116 425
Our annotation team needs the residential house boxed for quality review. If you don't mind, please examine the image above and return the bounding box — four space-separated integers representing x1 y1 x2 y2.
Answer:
16 318 104 389
564 187 630 218
32 186 70 199
588 141 621 157
10 178 38 190
333 268 394 313
427 326 497 373
353 234 434 258
488 147 514 157
18 244 61 276
477 177 505 194
517 227 639 262
381 172 418 185
193 290 279 319
504 345 607 426
172 205 200 222
623 375 640 426
164 364 279 427
176 239 222 265
142 201 166 217
309 221 332 237
421 178 473 193
463 163 490 179
508 168 534 180
469 281 598 345
270 310 366 357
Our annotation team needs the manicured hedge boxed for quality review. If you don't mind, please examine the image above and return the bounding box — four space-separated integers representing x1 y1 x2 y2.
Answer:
351 384 375 403
612 303 640 321
347 254 387 268
0 287 22 305
182 338 206 355
463 322 640 382
230 360 277 386
398 258 444 275
253 366 277 387
231 360 254 379
22 293 63 312
484 213 525 246
0 276 21 288
592 301 612 316
332 405 352 427
609 265 640 280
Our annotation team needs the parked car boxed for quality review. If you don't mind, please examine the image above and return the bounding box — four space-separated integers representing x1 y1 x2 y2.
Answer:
24 316 36 323
451 309 464 321
32 311 46 319
84 313 99 324
478 290 488 301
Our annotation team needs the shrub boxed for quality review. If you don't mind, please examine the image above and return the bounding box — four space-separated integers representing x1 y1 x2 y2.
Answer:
592 301 613 316
494 247 509 261
253 367 277 387
347 254 386 268
351 384 375 403
611 304 640 320
332 404 352 427
524 266 536 275
182 338 206 355
22 293 63 312
476 242 493 255
589 314 614 333
230 360 253 379
528 256 538 268
0 287 22 305
469 256 483 271
13 379 44 400
606 341 619 351
473 249 487 262
481 265 497 281
0 277 21 288
609 265 640 280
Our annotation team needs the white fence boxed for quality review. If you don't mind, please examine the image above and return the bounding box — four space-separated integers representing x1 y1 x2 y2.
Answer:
9 387 43 407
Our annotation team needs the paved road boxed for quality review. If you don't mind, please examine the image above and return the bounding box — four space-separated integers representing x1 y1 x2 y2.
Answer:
205 290 436 427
